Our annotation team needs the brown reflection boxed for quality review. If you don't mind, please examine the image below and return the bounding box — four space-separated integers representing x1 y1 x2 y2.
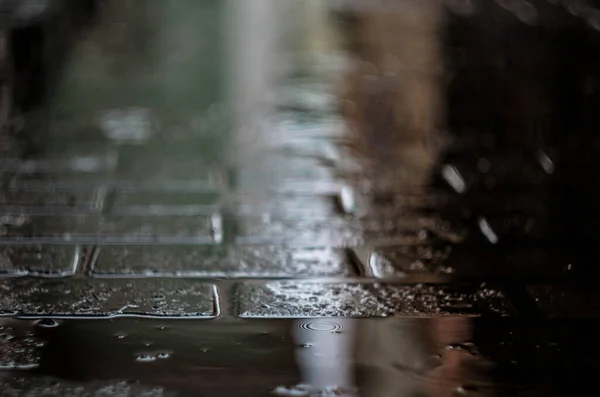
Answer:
355 317 500 397
334 1 447 196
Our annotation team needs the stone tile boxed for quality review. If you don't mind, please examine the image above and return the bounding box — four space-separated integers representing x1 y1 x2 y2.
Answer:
0 245 79 276
0 187 99 213
233 216 355 246
233 214 463 247
120 148 222 182
0 279 217 317
350 246 451 277
0 214 217 244
351 244 572 279
109 191 221 215
233 194 338 218
236 281 514 317
92 245 356 277
9 177 220 193
0 154 117 175
111 190 221 208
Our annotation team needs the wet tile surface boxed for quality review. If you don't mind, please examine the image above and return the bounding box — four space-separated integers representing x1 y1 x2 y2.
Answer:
0 245 79 276
1 0 600 395
0 279 217 317
0 215 218 244
236 281 513 318
92 245 356 278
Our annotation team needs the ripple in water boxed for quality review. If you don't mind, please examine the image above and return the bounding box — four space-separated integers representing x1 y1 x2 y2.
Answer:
297 320 344 333
35 319 60 328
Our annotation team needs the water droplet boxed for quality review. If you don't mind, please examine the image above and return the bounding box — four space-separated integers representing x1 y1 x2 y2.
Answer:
112 332 148 344
446 342 480 356
456 385 478 394
272 385 310 397
337 185 356 215
135 354 156 363
478 217 498 244
156 352 170 359
442 165 466 193
536 152 554 178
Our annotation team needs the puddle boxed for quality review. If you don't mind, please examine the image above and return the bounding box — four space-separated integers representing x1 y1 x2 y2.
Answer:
0 317 593 396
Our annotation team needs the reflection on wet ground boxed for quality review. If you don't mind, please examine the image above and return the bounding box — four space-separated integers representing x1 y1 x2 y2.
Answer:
1 316 599 396
2 0 600 395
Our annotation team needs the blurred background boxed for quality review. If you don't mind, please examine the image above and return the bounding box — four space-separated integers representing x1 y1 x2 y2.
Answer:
0 0 599 396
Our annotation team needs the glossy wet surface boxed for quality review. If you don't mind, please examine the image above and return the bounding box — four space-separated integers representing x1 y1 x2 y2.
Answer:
2 0 600 395
2 317 600 396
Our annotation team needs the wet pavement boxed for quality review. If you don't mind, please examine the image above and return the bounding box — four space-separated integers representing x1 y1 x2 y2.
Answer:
2 0 600 395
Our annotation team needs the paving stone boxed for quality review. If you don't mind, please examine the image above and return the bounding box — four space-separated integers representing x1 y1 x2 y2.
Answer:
351 245 574 279
528 284 600 318
8 176 221 193
121 148 222 181
236 281 514 317
233 214 466 247
0 154 117 175
234 194 338 218
92 245 356 277
0 245 79 276
0 187 99 213
108 191 221 216
0 279 217 317
0 214 217 244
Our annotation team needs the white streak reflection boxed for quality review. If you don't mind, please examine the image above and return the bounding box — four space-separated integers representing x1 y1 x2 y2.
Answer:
442 165 466 194
478 217 498 244
290 319 357 396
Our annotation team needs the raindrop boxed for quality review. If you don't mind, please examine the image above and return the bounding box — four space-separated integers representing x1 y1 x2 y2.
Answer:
478 217 498 244
457 385 479 394
536 150 554 174
337 185 356 215
135 354 156 363
442 165 466 193
156 352 170 359
112 332 148 344
446 342 480 355
272 385 310 397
